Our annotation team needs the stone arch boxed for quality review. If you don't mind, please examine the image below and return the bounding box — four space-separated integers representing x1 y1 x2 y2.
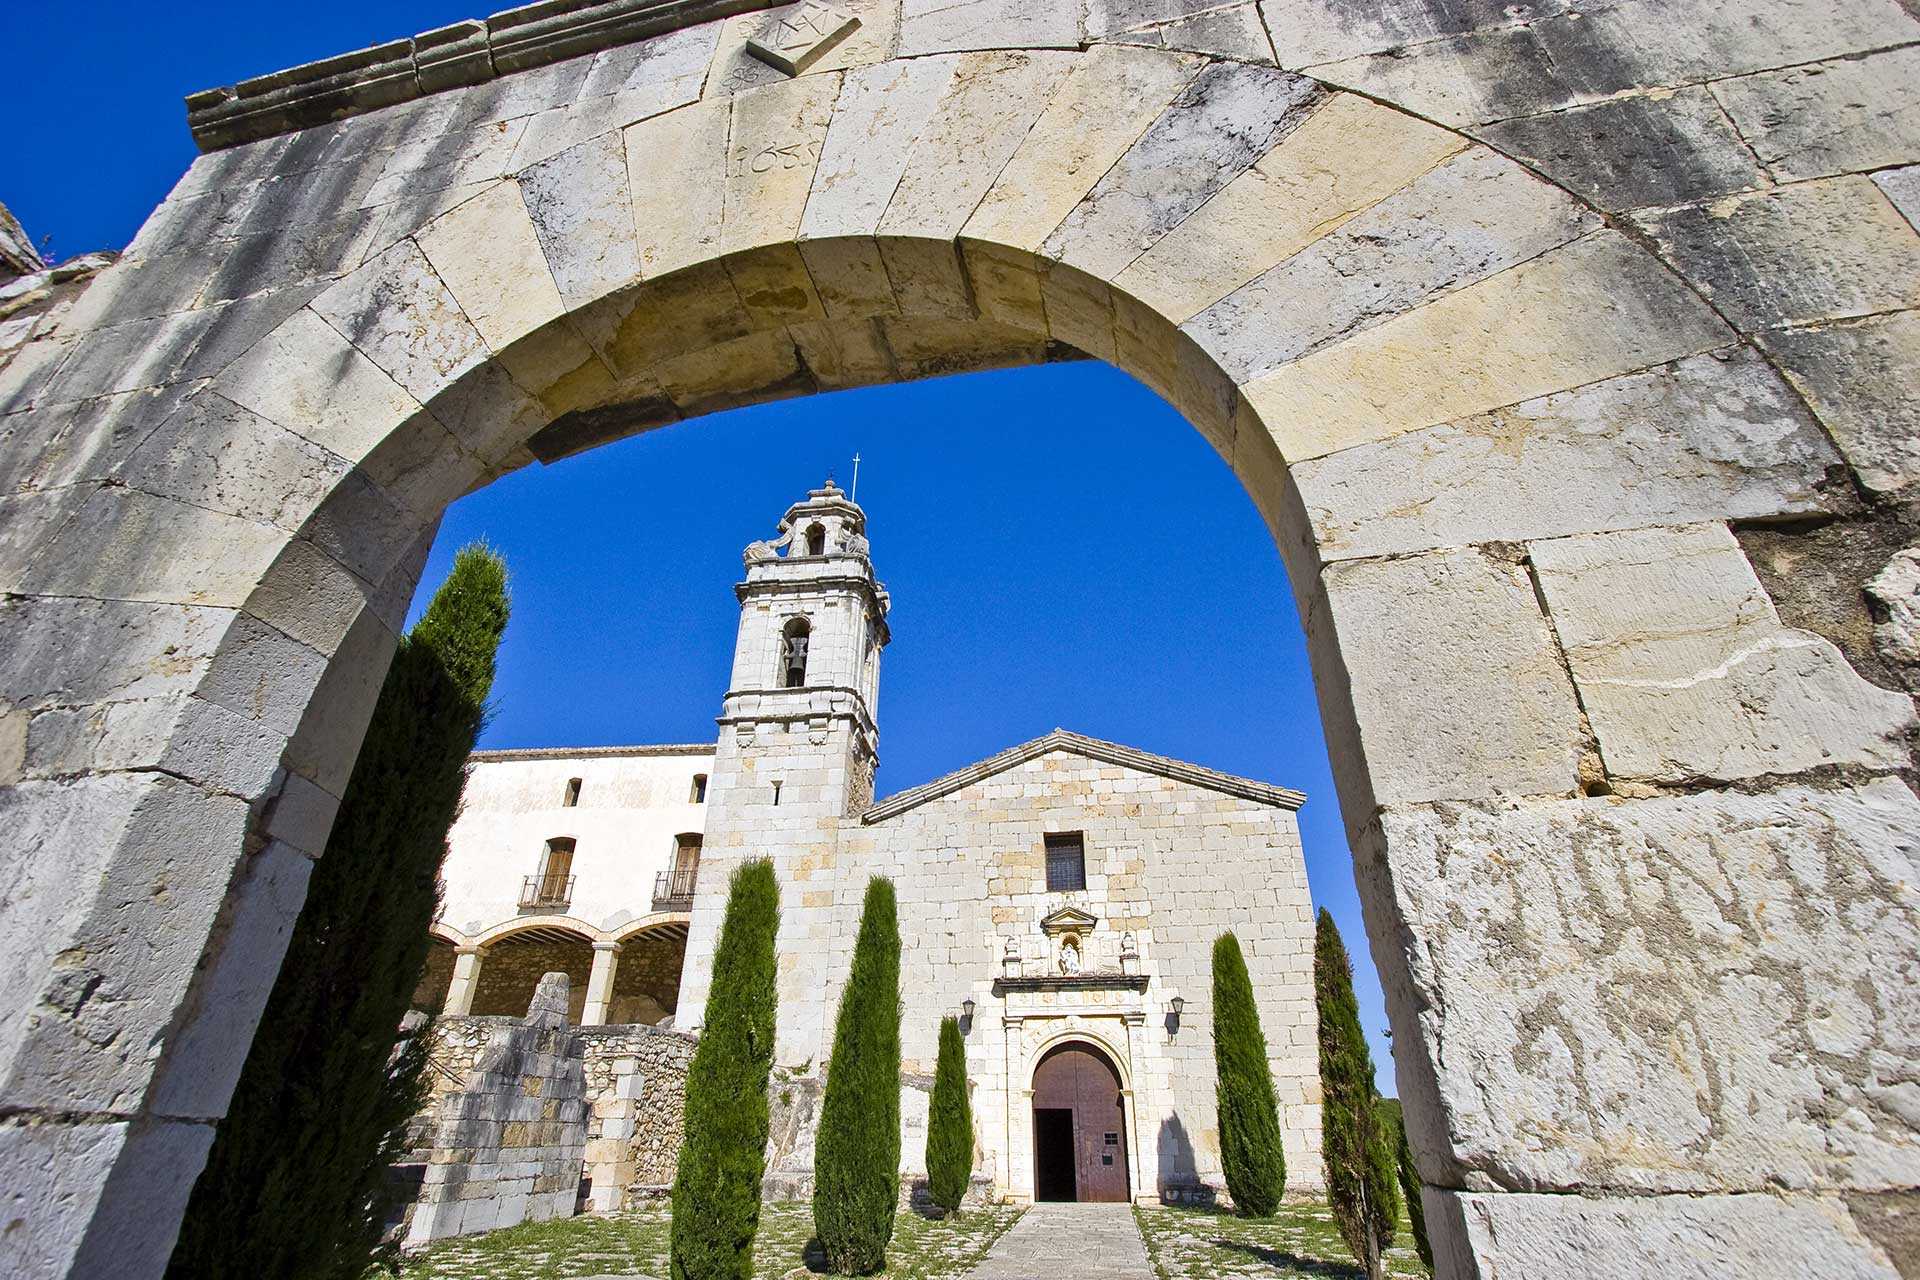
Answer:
467 920 598 1020
1 5 1915 1276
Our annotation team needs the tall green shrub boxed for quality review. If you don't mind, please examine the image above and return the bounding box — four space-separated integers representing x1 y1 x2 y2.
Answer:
671 859 781 1280
813 877 902 1275
1390 1103 1432 1271
1212 932 1286 1216
1315 910 1397 1280
925 1014 974 1213
168 545 510 1280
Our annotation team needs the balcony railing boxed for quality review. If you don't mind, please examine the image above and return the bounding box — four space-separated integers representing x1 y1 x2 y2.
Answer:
653 866 698 912
520 872 575 910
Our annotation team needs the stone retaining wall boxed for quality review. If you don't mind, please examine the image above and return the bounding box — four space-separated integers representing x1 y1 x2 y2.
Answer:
405 974 588 1246
420 1013 695 1213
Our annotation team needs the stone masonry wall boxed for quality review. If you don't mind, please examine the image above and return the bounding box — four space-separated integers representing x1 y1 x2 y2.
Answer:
420 1015 694 1213
471 938 592 1020
405 974 588 1247
845 745 1320 1203
577 1024 695 1208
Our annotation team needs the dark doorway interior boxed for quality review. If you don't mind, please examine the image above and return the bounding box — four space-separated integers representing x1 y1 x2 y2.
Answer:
1034 1108 1077 1202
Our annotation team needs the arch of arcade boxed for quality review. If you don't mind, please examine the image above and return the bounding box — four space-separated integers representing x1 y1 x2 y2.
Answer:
0 1 1916 1276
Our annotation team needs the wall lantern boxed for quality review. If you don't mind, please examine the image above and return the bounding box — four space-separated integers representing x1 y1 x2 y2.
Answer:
961 996 976 1035
1167 993 1186 1037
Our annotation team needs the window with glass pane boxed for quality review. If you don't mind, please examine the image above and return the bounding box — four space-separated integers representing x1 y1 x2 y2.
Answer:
1045 832 1086 892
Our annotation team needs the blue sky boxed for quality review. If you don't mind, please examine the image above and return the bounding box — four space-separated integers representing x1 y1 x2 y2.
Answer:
10 4 1402 1094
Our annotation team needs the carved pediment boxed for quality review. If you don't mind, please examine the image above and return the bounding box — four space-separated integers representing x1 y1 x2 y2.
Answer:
1040 905 1097 936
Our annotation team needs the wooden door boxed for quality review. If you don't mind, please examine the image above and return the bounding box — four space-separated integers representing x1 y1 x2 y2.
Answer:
1031 1043 1130 1202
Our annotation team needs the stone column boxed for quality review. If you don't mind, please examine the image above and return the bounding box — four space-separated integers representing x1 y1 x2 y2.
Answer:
443 946 485 1017
582 941 622 1025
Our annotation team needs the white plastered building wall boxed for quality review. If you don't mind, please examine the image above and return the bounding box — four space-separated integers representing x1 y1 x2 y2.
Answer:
438 746 715 937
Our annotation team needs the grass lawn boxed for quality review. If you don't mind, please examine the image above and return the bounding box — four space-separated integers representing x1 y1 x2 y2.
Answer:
1135 1200 1428 1279
382 1202 1024 1279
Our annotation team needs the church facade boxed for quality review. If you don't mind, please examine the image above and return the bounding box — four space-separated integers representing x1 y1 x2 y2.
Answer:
419 483 1322 1204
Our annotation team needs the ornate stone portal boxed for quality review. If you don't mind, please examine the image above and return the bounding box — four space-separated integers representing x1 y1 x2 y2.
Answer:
1 0 1916 1276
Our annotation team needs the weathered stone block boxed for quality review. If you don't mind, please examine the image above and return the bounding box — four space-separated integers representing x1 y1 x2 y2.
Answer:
1100 2 1273 64
1426 1187 1901 1279
1757 311 1920 496
1040 62 1321 281
310 239 491 404
1529 522 1914 784
877 50 1076 241
1373 779 1920 1196
1184 145 1594 385
1289 0 1916 127
1113 91 1465 322
1475 86 1763 213
1 771 252 1115
626 97 730 277
213 306 423 469
1711 47 1920 184
1292 349 1847 561
1313 544 1585 821
1243 231 1730 461
800 57 961 241
722 75 841 256
897 0 1081 57
516 137 639 327
417 181 570 357
963 46 1204 254
1633 177 1920 331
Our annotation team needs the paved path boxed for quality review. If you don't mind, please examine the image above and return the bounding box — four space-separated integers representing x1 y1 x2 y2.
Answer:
964 1202 1154 1280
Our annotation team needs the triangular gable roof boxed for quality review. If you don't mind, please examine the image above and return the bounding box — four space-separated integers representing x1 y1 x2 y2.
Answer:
861 729 1305 824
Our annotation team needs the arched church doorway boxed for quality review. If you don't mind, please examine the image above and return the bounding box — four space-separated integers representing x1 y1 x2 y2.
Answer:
1032 1041 1130 1203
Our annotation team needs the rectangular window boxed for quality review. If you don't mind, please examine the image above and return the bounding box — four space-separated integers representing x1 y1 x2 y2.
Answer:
563 777 582 807
1044 832 1086 892
691 773 708 803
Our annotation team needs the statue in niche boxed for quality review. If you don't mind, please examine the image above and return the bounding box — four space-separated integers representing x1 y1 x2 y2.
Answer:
1059 935 1082 976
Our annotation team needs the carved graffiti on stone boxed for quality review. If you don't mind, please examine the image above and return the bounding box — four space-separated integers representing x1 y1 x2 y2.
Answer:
745 2 860 76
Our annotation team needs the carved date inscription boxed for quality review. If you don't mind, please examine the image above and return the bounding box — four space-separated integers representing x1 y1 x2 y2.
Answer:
745 2 860 76
730 137 825 178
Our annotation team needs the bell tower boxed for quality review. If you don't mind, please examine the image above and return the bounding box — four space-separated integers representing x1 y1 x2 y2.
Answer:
676 480 890 1063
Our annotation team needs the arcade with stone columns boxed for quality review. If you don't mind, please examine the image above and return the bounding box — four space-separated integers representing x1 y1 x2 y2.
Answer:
1 0 1917 1276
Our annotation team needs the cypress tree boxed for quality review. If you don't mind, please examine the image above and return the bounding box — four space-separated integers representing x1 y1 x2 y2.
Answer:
1315 909 1397 1280
924 1014 974 1213
670 859 781 1280
1211 932 1286 1217
168 545 510 1280
1391 1103 1433 1271
813 877 902 1275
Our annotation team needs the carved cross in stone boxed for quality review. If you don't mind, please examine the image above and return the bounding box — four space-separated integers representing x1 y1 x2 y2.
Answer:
746 2 860 76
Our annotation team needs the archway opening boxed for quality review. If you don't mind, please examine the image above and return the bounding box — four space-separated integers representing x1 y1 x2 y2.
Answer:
608 922 690 1027
1032 1041 1130 1204
471 925 596 1022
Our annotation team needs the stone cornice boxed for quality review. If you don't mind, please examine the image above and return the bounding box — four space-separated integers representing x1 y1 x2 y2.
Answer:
469 741 714 762
185 0 782 151
992 973 1150 995
863 729 1306 823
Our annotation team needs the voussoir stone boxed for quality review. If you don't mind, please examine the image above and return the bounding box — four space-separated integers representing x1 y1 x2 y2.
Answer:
1292 348 1847 561
1313 543 1586 818
1528 521 1916 785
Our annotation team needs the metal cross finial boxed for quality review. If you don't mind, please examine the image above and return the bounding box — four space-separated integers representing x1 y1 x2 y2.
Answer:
851 452 862 501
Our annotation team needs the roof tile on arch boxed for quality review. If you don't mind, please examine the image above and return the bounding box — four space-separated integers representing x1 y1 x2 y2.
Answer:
861 729 1305 824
